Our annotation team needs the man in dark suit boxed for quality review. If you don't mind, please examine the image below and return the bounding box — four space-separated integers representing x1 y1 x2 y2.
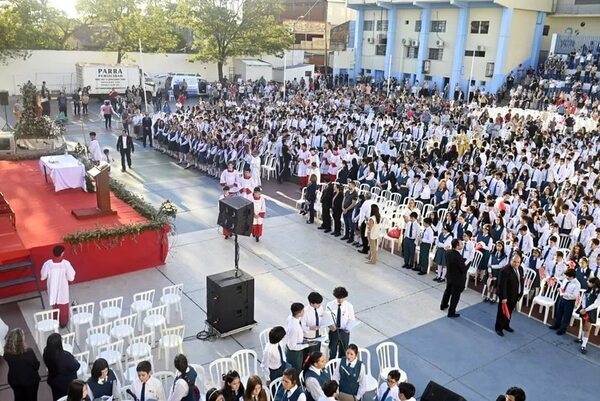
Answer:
495 254 525 336
141 112 153 148
116 129 134 172
331 183 344 237
318 182 334 232
441 238 467 318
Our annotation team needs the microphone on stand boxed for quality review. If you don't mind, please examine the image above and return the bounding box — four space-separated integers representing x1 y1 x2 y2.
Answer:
126 388 140 401
327 305 346 354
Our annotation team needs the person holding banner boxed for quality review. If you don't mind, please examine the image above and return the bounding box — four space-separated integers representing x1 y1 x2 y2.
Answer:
495 254 525 337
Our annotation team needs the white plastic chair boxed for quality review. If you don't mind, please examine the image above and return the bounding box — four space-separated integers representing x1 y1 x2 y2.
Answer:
160 284 184 324
517 267 538 312
126 332 154 366
558 248 571 261
570 289 587 338
375 342 406 383
33 309 60 346
189 364 208 394
86 322 112 359
231 349 258 383
61 332 75 354
558 234 571 250
528 281 561 324
208 357 237 388
123 359 144 384
465 251 483 288
70 302 94 345
131 289 155 331
380 218 403 255
158 325 185 368
73 350 90 379
99 296 124 324
269 377 282 398
110 314 137 344
259 327 271 353
97 339 124 381
154 371 176 397
143 304 168 340
325 358 340 377
357 348 378 393
264 157 277 180
295 187 307 210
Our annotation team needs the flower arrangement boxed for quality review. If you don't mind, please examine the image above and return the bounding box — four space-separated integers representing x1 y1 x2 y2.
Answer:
14 82 65 139
73 142 87 155
158 200 178 219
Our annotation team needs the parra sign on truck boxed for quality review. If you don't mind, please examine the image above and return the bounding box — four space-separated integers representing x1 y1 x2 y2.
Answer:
75 63 154 98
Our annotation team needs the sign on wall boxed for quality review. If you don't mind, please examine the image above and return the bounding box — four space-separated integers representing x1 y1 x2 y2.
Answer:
94 67 128 90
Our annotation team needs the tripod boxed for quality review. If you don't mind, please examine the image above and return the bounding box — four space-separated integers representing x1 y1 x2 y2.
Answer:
1 104 13 131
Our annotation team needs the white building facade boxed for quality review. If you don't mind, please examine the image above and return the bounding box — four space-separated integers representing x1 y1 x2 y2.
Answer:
342 0 555 94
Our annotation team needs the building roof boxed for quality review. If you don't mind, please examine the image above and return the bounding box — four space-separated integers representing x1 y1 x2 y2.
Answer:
238 59 271 67
273 63 314 70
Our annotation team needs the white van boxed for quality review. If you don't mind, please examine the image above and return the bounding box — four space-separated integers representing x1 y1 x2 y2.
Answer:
153 73 207 97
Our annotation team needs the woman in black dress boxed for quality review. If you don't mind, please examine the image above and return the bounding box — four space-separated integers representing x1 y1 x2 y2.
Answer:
3 328 40 401
43 333 80 400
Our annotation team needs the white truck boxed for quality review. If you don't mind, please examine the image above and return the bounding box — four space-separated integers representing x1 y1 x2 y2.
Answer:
75 63 154 99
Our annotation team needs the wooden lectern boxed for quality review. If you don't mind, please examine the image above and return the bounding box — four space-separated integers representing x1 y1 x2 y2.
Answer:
72 164 117 219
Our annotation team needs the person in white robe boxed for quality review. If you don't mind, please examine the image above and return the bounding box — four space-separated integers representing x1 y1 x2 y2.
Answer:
251 187 266 242
40 245 76 328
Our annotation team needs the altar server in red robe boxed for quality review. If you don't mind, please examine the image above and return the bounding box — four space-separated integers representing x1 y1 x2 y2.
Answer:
41 245 76 328
220 161 240 194
252 187 266 242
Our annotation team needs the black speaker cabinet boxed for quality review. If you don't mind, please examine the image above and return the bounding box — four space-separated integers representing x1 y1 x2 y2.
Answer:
421 381 466 401
206 269 255 334
217 196 254 236
0 91 8 106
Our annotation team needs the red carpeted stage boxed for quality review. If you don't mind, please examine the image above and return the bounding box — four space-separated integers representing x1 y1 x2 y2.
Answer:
0 160 168 299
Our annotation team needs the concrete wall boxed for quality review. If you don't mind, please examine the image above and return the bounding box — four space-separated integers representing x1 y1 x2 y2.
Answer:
504 9 538 73
272 65 315 83
361 8 388 72
427 7 459 79
0 50 306 95
392 8 421 77
542 16 600 51
462 7 502 82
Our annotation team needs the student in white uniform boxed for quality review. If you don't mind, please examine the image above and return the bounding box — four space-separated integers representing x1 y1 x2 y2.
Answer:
331 344 367 401
398 382 417 401
317 380 338 401
417 217 435 275
286 303 307 371
275 368 306 401
302 292 324 355
302 352 329 401
133 361 166 401
326 287 356 359
261 326 289 382
376 370 401 401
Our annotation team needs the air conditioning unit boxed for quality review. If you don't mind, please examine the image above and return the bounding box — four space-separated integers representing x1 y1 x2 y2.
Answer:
476 45 486 51
411 40 419 47
436 39 444 48
367 37 375 44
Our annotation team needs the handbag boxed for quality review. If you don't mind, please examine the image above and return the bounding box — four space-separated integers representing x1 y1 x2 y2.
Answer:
387 228 401 238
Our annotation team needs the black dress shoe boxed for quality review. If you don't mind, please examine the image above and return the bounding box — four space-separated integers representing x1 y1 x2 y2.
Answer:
418 272 427 275
346 238 354 244
581 346 587 354
549 325 559 330
575 338 583 343
505 327 514 333
440 305 448 311
318 226 325 230
496 329 504 336
334 233 341 237
306 221 313 224
556 330 566 335
447 313 460 318
411 268 420 271
323 229 331 233
402 265 409 269
255 236 260 242
358 250 368 254
340 236 349 240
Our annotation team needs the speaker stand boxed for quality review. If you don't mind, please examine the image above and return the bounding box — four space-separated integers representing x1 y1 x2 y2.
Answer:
1 105 13 131
234 233 240 277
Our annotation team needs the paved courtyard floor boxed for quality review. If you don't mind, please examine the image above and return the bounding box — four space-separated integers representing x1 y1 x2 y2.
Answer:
2 105 599 401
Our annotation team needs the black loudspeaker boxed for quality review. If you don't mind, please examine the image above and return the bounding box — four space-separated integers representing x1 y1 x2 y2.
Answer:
0 91 8 106
206 269 255 334
421 382 467 401
217 196 254 236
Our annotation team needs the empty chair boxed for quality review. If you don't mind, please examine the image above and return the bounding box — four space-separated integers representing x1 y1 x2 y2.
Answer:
130 289 155 331
97 339 124 382
375 342 407 383
110 314 137 345
357 348 378 393
231 349 258 382
143 304 168 340
73 350 90 380
269 377 282 398
70 302 94 345
528 281 561 324
61 332 75 354
189 364 208 395
126 332 154 366
153 371 176 397
33 309 60 346
160 284 184 324
123 358 146 384
295 187 307 210
99 296 124 324
558 234 571 250
208 357 237 388
158 325 185 368
86 322 112 359
465 251 483 288
517 267 538 312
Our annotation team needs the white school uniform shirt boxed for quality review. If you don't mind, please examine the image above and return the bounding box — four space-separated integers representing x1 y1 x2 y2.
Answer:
305 366 327 401
461 240 475 265
420 226 435 245
283 385 307 401
517 233 534 255
168 370 190 401
40 259 76 305
317 395 336 401
325 300 355 331
560 278 581 301
404 221 420 240
377 382 400 401
302 305 324 339
286 315 306 351
557 212 577 231
133 376 166 401
261 341 286 378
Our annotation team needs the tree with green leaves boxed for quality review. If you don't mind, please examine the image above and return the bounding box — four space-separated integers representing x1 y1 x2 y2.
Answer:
76 0 181 64
176 0 293 81
0 0 78 64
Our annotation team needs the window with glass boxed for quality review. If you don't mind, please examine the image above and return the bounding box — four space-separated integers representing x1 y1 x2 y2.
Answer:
470 21 489 34
415 20 421 32
430 20 446 33
428 48 443 60
485 62 495 77
407 46 419 59
364 20 374 31
376 20 389 31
